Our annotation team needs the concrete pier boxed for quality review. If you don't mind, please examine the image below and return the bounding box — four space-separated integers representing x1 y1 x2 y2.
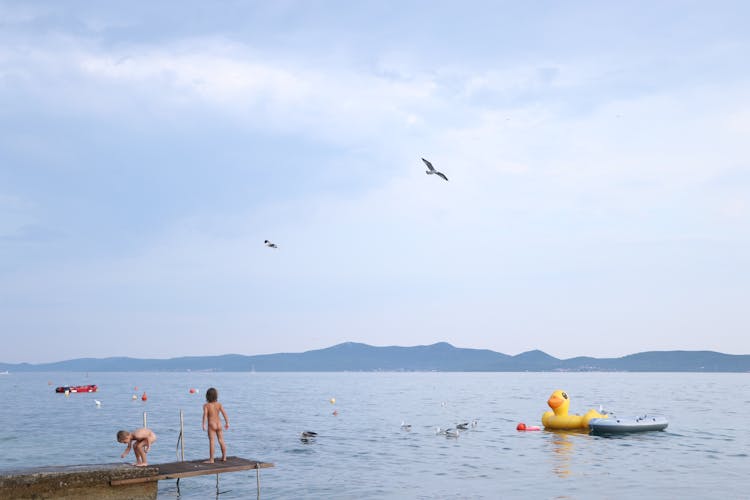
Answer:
1 457 274 499
0 463 159 500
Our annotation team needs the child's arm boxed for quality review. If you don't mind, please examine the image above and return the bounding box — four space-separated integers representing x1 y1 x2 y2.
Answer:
220 404 229 429
121 440 132 458
202 404 208 431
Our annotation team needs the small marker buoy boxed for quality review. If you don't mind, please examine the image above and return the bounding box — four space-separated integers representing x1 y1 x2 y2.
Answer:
332 410 338 416
330 398 336 404
189 388 196 394
141 392 148 401
132 394 137 400
517 422 541 431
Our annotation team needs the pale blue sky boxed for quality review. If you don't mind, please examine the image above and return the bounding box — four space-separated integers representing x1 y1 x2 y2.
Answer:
1 1 749 363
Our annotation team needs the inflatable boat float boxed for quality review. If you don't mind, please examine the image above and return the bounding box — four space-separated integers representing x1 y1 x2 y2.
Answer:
589 415 668 435
55 384 98 393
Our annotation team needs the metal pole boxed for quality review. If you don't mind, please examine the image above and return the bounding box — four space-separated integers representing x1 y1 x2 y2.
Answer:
143 411 147 428
179 410 185 461
256 463 261 499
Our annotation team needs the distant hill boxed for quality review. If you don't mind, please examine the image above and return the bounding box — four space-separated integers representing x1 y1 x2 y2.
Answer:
1 342 748 372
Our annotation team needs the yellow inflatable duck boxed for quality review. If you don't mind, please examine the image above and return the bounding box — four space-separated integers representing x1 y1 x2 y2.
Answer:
541 390 608 430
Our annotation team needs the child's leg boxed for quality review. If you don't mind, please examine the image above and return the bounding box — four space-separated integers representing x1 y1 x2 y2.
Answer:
216 428 227 461
133 442 143 465
204 428 216 463
135 441 149 466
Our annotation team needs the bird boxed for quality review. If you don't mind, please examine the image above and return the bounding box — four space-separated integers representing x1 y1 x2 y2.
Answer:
422 158 448 181
300 431 317 443
400 421 412 431
436 427 459 438
95 400 102 407
456 422 469 430
264 240 278 249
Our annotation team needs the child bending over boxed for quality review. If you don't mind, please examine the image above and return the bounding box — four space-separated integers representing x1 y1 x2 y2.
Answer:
117 428 157 467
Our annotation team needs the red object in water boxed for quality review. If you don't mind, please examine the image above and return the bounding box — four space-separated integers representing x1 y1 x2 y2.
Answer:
517 422 540 431
189 388 196 394
141 392 148 401
55 385 98 393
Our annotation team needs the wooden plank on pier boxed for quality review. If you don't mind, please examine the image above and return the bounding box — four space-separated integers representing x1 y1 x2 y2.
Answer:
110 457 274 486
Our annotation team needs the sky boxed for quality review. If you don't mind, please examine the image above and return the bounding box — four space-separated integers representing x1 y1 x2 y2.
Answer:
1 1 749 363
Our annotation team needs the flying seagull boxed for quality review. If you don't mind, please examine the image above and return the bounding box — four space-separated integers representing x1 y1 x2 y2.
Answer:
264 240 278 249
421 158 448 181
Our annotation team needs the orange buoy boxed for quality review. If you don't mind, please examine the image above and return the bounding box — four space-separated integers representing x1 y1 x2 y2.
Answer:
517 422 540 431
141 392 148 401
189 388 196 394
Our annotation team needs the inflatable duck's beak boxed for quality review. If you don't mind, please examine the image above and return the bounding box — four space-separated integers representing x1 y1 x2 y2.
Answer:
548 395 565 409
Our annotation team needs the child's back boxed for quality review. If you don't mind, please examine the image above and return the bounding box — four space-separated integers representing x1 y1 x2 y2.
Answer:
203 401 224 430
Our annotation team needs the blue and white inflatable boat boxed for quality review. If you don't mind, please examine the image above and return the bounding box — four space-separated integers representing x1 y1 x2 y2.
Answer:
589 415 668 435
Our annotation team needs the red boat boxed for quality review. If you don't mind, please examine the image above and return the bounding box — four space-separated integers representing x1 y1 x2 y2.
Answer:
55 384 98 393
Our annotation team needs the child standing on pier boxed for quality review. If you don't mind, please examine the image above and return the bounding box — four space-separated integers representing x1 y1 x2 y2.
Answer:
117 428 157 467
202 387 229 463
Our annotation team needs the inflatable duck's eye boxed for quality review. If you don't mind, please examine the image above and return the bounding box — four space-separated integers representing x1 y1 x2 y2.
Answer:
561 392 568 399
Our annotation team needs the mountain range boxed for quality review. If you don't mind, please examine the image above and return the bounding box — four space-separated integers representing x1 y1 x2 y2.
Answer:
2 342 749 372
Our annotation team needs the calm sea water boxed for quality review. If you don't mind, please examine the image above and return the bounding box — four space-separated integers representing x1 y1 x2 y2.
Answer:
0 372 747 499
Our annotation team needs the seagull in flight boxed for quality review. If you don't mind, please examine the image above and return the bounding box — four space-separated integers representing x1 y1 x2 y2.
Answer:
264 240 278 249
421 158 448 181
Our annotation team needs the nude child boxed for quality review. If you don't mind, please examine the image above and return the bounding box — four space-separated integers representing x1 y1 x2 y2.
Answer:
202 387 229 463
117 428 157 467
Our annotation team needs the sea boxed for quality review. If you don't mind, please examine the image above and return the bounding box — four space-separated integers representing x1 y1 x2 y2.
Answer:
0 372 747 499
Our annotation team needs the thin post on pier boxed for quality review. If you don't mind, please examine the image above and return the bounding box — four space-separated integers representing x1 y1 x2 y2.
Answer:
179 410 185 461
256 462 261 499
143 411 147 428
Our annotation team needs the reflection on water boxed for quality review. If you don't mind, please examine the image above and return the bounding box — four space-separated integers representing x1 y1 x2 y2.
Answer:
550 431 574 477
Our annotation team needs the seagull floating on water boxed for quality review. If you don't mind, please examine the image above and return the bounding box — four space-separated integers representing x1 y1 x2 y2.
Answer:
456 422 469 430
300 431 317 443
400 421 412 431
264 240 278 249
436 427 460 438
422 158 448 181
95 400 101 407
